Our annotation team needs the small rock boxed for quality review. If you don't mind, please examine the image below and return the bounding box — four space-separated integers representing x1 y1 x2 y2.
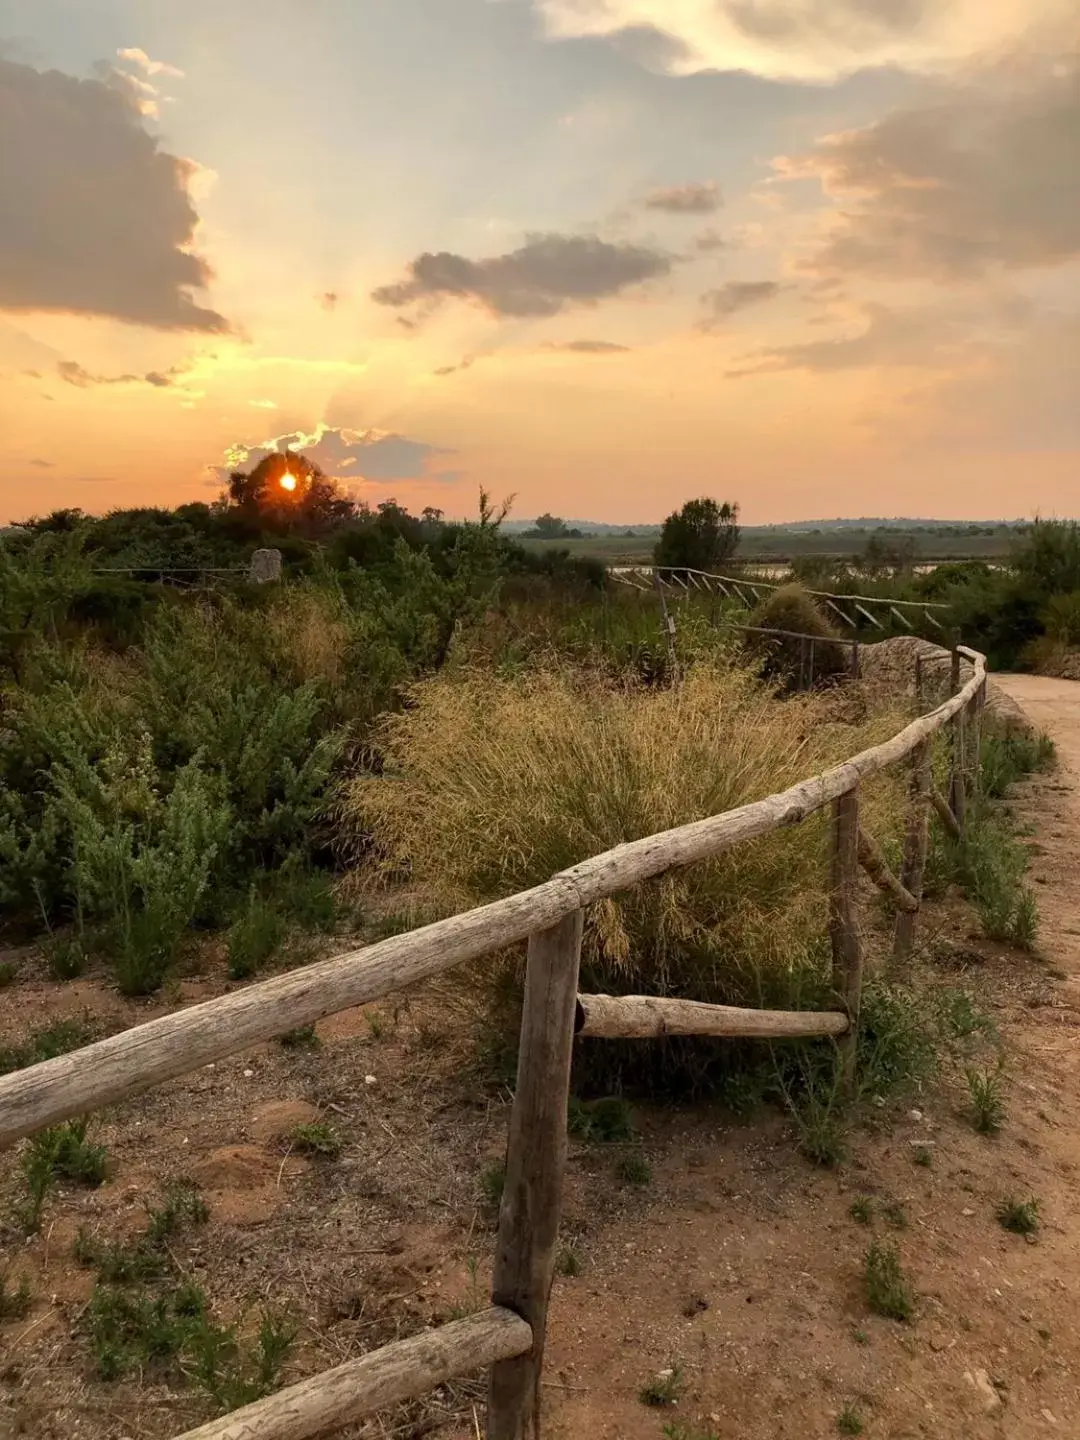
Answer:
909 1108 924 1122
365 1074 377 1085
964 1368 1003 1413
872 1095 886 1108
243 1068 254 1078
1042 1408 1057 1424
962 1208 975 1217
930 1336 948 1353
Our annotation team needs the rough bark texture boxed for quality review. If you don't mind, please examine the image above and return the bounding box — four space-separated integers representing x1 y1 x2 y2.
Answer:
857 826 918 914
489 911 584 1440
176 1309 531 1440
830 788 863 1088
893 739 932 962
576 993 847 1040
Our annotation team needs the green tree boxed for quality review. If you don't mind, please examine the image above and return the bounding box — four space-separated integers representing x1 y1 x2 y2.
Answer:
227 451 355 534
653 498 739 572
532 513 569 539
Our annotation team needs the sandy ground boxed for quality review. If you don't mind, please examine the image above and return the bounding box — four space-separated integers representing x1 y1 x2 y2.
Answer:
2 674 1080 1439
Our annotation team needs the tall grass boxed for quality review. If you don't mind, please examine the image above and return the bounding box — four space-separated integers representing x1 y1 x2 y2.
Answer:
344 662 909 1020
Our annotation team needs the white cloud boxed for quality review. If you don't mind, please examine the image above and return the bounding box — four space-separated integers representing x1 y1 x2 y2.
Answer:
215 423 459 488
533 0 1073 82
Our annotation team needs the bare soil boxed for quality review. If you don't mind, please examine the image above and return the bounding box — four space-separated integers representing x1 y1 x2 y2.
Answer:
3 674 1080 1439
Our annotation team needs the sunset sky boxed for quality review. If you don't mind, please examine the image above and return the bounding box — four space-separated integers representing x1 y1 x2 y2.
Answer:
1 0 1077 524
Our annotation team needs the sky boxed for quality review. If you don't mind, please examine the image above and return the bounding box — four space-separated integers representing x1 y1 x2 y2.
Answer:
0 0 1077 524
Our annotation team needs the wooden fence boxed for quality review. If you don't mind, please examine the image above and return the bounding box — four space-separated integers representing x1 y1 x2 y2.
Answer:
0 644 988 1440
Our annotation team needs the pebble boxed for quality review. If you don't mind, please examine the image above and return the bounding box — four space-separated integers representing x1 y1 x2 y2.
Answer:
365 1074 377 1085
243 1068 254 1078
1042 1409 1058 1424
909 1108 924 1122
964 1367 1002 1413
962 1208 975 1217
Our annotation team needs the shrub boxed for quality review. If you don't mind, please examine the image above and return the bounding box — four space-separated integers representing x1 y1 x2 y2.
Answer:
745 584 850 688
863 1240 913 1321
345 662 908 1094
17 1120 107 1231
997 1196 1039 1237
967 1064 1006 1135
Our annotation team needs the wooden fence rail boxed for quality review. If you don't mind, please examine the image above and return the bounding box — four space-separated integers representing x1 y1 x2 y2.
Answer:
0 642 987 1440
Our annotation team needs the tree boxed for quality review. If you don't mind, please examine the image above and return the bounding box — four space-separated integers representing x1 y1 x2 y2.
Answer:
227 450 356 533
653 498 740 572
532 513 569 539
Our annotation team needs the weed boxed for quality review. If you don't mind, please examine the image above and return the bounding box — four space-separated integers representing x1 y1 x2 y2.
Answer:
45 933 87 981
146 1181 210 1243
568 1095 635 1144
837 1404 864 1436
849 1197 874 1225
662 1424 719 1440
937 989 995 1043
883 1201 908 1230
365 1009 386 1039
639 1365 684 1407
480 1162 506 1211
1011 888 1039 951
967 1064 1006 1135
911 1145 933 1168
0 1271 32 1320
617 1154 652 1187
17 1120 107 1231
278 1024 320 1050
864 1240 914 1322
0 961 16 988
997 1196 1040 1237
852 1328 869 1346
444 1256 484 1320
290 1122 342 1159
227 886 286 980
0 1019 92 1076
557 1245 583 1277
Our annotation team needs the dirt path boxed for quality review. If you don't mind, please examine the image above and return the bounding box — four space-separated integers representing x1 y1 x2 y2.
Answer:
539 674 1080 1440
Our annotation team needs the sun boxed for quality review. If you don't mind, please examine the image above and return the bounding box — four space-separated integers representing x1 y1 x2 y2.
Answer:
279 470 297 492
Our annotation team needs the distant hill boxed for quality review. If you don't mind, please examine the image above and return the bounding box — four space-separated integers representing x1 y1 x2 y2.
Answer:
504 517 1030 536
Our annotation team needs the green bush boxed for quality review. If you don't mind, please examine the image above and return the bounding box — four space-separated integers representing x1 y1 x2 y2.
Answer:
745 584 850 688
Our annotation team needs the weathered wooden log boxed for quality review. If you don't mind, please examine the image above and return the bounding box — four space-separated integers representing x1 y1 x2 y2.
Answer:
489 912 584 1440
857 826 918 913
0 651 986 1149
175 1308 531 1440
930 784 962 841
893 738 932 962
575 993 848 1040
830 788 863 1089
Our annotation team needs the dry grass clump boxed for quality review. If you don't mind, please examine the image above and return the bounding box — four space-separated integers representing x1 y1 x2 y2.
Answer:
342 661 908 1007
746 584 849 686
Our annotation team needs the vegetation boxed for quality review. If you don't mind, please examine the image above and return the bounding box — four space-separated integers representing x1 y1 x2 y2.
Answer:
654 498 740 572
966 1063 1006 1135
996 1196 1040 1237
17 1120 108 1232
639 1364 685 1407
863 1240 914 1321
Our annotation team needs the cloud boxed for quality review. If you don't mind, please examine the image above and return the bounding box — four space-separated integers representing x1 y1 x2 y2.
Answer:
699 280 782 329
644 181 721 214
433 355 476 376
372 232 673 318
541 338 631 352
726 301 990 375
29 458 53 468
779 56 1080 280
215 423 458 488
110 48 184 118
532 0 1070 82
57 360 182 388
695 228 725 253
0 58 227 331
116 47 184 80
319 291 339 311
249 398 278 409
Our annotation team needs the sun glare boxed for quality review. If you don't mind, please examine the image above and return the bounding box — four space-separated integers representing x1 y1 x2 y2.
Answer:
279 470 297 492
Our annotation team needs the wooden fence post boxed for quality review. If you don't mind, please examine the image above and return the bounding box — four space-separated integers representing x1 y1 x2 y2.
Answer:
851 638 860 681
892 738 931 963
830 787 862 1090
488 910 584 1440
652 571 679 682
948 639 967 835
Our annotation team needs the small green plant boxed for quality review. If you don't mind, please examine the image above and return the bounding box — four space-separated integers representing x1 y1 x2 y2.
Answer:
662 1424 719 1440
639 1364 684 1407
849 1197 873 1225
557 1245 583 1277
444 1255 484 1321
911 1145 933 1168
617 1153 652 1187
883 1200 907 1230
0 1271 33 1320
146 1181 210 1243
996 1195 1040 1237
278 1024 320 1050
0 960 16 988
1010 888 1039 950
837 1403 864 1436
290 1122 342 1159
17 1119 107 1231
852 1327 869 1345
967 1064 1006 1135
568 1095 635 1144
937 988 995 1042
0 1019 93 1076
480 1161 506 1211
45 933 87 982
863 1240 914 1322
227 887 286 980
365 1010 386 1039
